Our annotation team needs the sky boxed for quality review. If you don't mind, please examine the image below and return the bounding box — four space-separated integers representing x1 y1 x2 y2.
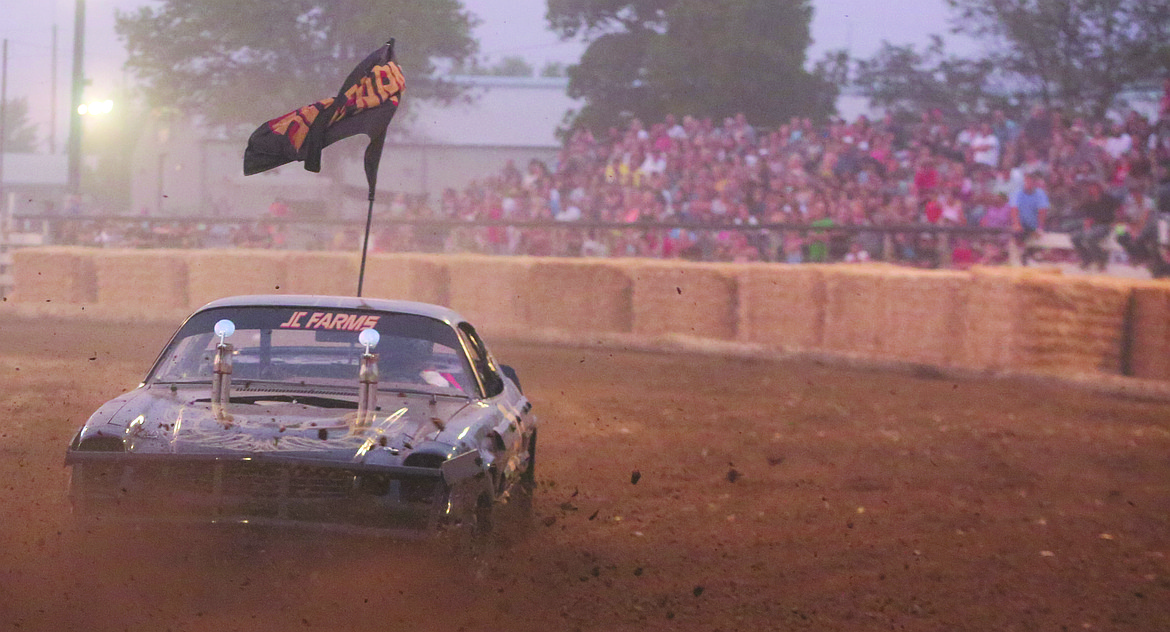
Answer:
0 0 975 151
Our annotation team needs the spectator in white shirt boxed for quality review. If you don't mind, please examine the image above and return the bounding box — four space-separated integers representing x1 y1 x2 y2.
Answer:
1104 121 1133 160
971 122 1001 169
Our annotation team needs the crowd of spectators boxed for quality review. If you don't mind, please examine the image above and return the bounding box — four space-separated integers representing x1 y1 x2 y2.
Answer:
366 94 1170 270
41 89 1170 272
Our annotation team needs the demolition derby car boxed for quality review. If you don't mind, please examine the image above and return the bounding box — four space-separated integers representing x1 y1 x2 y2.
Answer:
66 295 537 537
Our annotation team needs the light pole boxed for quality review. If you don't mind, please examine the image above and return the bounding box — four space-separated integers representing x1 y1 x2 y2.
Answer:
2 39 8 237
67 0 85 194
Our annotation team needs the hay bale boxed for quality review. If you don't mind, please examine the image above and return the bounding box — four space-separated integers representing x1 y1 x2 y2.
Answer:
528 259 633 335
362 254 450 305
1125 283 1170 380
821 266 891 356
1023 277 1129 373
446 255 533 332
1127 283 1170 380
94 249 187 309
622 260 734 340
186 249 289 309
959 267 1046 370
735 264 826 350
283 252 360 297
878 268 969 365
11 247 96 304
1010 275 1130 375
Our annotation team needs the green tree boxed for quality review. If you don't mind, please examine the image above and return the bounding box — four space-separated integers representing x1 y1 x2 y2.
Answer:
811 49 851 115
1 97 39 153
540 62 567 78
946 0 1170 117
487 56 536 77
116 0 479 129
547 0 831 131
812 49 851 91
853 37 1014 118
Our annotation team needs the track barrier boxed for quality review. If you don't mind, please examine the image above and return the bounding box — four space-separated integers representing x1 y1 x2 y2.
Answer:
9 247 1170 383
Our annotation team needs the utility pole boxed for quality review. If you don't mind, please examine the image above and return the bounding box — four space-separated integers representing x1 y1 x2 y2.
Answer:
50 25 58 154
1 39 8 238
67 0 85 194
1 39 8 227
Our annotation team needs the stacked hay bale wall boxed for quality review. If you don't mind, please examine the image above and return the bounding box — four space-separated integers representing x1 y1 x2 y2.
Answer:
878 268 969 366
630 260 736 340
8 247 1170 386
820 266 892 358
959 268 1135 375
12 247 96 304
445 255 533 333
961 268 1028 371
93 249 188 310
527 259 632 335
1011 276 1131 375
735 265 826 351
361 254 450 305
186 250 289 309
283 252 359 297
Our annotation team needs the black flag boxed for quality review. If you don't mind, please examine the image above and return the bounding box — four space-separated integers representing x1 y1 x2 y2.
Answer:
243 39 404 199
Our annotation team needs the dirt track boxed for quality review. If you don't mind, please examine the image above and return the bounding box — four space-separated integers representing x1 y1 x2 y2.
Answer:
1 316 1168 631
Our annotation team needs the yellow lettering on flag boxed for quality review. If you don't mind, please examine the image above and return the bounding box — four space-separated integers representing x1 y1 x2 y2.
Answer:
268 99 333 151
332 61 404 124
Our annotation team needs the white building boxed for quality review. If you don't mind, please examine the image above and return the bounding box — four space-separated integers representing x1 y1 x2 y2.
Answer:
0 153 68 215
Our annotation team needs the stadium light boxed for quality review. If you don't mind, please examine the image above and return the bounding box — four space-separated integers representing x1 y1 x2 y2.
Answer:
77 99 113 116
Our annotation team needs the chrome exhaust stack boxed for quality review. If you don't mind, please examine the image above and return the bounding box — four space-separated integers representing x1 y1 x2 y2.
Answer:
211 319 235 424
355 328 381 428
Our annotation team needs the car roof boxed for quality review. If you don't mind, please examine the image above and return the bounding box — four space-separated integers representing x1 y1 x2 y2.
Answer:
196 295 469 327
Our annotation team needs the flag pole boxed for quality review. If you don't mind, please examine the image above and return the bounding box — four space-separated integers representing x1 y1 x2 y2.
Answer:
241 37 399 300
357 191 375 297
355 39 395 298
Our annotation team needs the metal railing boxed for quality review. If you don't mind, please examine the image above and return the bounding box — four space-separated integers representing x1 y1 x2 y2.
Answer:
9 213 1022 267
